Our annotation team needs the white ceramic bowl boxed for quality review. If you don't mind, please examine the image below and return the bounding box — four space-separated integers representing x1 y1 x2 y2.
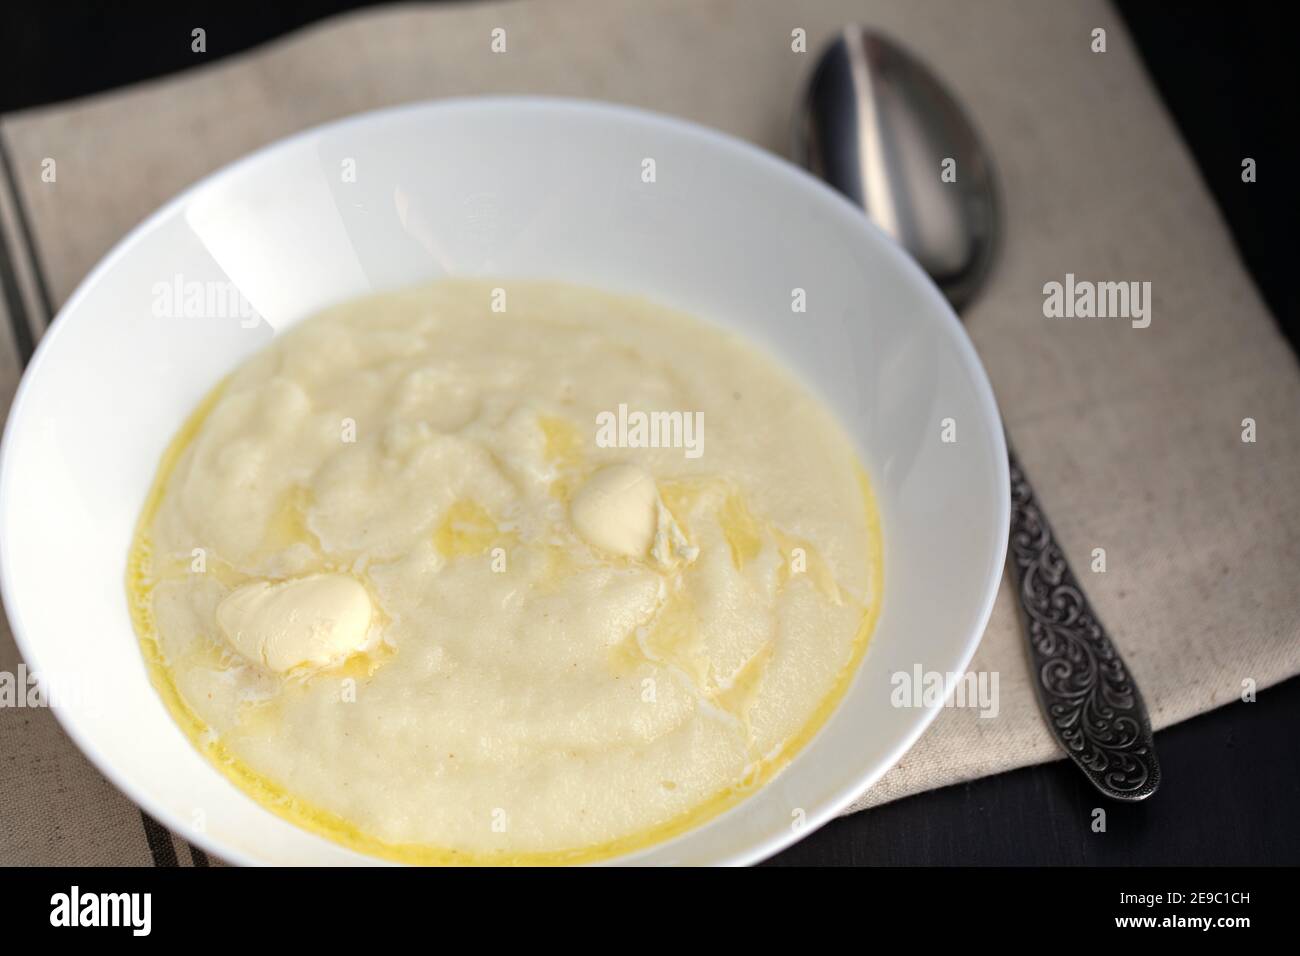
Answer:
0 97 1007 865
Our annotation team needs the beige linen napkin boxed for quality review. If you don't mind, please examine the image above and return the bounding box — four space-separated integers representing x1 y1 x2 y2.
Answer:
2 0 1297 865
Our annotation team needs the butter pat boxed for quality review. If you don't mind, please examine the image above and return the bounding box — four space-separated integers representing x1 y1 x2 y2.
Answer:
216 573 372 673
570 465 659 558
571 464 697 568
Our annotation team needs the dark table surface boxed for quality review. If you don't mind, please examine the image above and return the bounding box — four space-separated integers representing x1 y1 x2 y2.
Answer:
1 1 1295 867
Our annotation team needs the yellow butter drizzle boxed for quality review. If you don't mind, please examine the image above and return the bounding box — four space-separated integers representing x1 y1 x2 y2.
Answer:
433 499 514 558
127 383 884 866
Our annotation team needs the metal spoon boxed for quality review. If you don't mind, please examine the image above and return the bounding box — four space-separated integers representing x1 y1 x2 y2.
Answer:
794 26 1160 801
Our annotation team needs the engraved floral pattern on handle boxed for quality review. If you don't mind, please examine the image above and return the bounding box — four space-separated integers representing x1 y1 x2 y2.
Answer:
1007 446 1161 801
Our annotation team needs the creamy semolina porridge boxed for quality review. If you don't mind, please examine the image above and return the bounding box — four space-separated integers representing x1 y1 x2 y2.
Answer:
128 279 881 864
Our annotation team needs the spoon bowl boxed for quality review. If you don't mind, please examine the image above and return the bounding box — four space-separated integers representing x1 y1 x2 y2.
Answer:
794 26 999 312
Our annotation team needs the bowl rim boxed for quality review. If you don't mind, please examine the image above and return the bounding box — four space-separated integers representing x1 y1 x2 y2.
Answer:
0 94 1009 866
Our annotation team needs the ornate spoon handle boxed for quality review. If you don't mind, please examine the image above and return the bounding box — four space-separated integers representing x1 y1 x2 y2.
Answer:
1006 444 1161 801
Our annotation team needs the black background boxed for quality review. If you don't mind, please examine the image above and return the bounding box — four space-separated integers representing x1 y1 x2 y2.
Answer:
0 1 1295 866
